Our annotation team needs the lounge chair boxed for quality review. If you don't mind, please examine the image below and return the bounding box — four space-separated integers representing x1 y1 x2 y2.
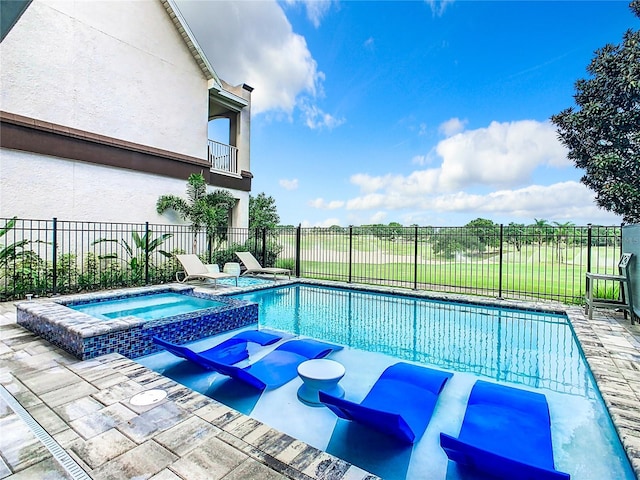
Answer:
319 362 453 444
439 380 570 480
183 338 343 390
153 329 283 366
175 254 238 287
235 251 291 279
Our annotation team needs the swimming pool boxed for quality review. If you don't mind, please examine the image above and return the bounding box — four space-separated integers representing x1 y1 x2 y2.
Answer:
139 284 635 480
68 292 225 321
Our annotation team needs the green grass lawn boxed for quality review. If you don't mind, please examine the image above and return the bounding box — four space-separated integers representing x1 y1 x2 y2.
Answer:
275 233 620 304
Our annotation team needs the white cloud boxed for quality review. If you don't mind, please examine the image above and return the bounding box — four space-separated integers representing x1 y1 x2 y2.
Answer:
350 170 441 197
299 101 346 130
350 173 387 194
438 117 467 136
412 155 428 165
309 198 345 209
351 120 568 196
369 211 388 223
279 178 299 190
284 0 335 28
436 120 569 190
301 217 342 227
341 180 618 223
426 0 454 17
309 119 617 224
364 37 375 50
175 0 323 115
424 182 620 223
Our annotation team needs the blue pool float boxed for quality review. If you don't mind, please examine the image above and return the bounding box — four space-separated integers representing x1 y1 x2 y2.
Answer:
440 380 570 480
184 338 343 390
152 329 283 365
319 362 453 443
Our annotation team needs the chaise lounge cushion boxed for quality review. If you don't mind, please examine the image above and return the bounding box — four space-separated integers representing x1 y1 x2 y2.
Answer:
175 254 237 286
186 338 343 390
439 380 570 480
320 362 453 443
235 251 291 279
153 329 283 366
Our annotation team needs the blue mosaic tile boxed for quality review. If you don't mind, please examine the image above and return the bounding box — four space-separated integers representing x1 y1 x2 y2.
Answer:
16 286 259 360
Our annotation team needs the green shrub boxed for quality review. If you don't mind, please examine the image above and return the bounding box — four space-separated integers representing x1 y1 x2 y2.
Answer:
277 258 295 271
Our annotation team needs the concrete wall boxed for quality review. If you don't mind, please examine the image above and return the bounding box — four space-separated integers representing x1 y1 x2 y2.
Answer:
0 0 209 159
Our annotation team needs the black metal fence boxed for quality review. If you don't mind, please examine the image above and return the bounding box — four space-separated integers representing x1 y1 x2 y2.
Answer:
0 217 623 304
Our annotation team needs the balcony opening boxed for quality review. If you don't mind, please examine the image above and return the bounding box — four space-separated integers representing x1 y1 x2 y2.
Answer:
208 118 237 175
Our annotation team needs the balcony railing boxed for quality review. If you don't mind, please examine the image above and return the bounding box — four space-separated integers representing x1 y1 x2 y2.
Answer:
208 139 238 175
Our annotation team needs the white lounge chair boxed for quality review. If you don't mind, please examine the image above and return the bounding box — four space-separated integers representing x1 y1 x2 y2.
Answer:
175 254 237 287
235 251 291 279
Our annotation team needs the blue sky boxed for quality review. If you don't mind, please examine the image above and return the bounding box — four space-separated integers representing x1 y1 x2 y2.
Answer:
175 0 638 227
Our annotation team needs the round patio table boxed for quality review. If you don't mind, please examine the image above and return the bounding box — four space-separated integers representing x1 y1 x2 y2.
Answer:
297 359 345 407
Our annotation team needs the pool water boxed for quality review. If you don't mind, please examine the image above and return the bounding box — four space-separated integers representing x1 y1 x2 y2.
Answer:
216 276 273 287
138 285 635 480
69 292 224 321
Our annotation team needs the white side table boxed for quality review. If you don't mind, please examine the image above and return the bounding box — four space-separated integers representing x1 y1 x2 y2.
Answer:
223 262 241 277
297 359 345 407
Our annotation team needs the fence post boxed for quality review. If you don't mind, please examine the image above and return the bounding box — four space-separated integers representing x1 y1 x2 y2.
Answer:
413 226 418 290
295 224 301 278
586 224 592 273
348 226 353 284
52 217 58 296
586 224 592 295
145 221 150 285
498 224 504 299
261 228 267 265
253 228 259 257
619 222 624 256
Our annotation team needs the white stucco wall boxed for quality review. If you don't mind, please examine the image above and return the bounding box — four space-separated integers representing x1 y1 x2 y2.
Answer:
0 149 249 227
0 0 209 159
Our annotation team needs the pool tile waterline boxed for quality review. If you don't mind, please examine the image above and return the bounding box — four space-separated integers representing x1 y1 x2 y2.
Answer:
15 285 259 359
0 280 639 479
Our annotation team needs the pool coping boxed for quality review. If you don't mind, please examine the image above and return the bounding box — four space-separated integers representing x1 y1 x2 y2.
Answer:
0 279 639 479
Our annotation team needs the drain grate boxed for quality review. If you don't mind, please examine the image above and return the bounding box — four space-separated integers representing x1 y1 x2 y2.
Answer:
0 384 91 480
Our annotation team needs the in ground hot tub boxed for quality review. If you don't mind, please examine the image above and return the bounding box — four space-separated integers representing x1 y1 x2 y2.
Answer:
16 285 258 360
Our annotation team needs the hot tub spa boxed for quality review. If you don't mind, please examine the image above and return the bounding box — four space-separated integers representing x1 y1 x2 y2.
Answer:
16 285 258 360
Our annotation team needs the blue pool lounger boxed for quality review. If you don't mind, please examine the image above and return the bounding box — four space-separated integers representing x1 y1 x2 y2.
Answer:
439 380 570 480
153 329 283 366
183 338 344 390
319 362 453 443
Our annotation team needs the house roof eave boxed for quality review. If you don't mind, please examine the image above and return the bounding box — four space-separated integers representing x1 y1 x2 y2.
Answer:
208 82 249 112
161 0 222 87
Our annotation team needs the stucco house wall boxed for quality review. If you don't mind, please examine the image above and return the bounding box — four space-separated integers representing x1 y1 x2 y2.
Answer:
0 0 208 158
0 0 251 227
1 150 253 225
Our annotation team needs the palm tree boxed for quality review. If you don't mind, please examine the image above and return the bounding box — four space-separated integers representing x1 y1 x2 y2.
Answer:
531 218 551 263
156 173 236 254
0 217 28 265
553 221 575 263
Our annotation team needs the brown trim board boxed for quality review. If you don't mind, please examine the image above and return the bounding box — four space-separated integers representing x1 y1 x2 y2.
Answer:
0 112 252 192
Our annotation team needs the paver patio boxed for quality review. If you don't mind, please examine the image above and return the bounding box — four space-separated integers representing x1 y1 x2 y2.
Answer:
1 282 639 480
